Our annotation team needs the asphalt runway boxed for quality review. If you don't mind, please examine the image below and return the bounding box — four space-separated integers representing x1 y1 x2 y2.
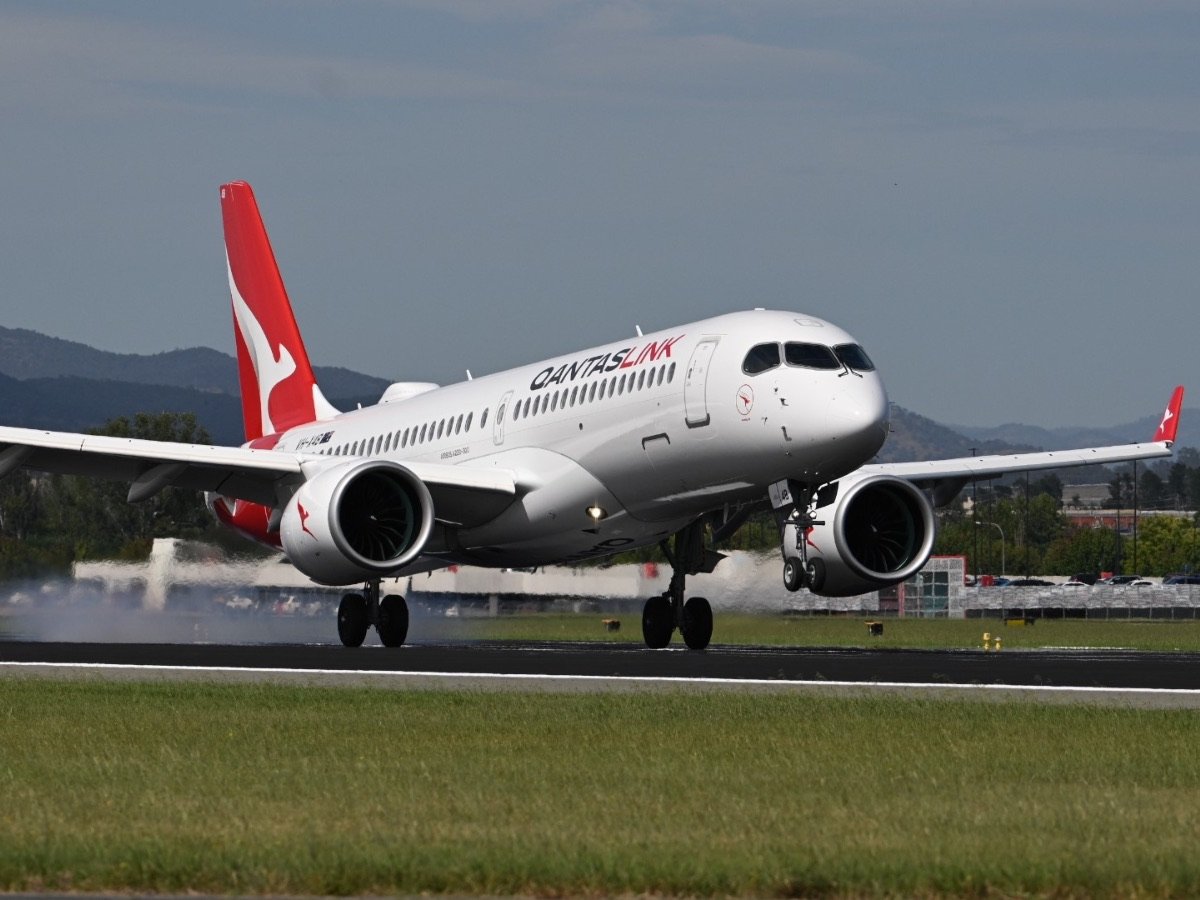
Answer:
5 639 1200 697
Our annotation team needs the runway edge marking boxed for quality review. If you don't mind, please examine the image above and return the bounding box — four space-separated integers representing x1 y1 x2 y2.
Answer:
5 661 1200 698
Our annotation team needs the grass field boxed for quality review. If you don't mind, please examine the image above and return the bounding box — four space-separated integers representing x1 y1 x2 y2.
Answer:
454 611 1200 652
3 678 1200 897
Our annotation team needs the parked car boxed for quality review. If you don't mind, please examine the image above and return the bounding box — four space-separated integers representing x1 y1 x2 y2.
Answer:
1099 575 1144 586
1005 578 1054 587
1164 575 1200 585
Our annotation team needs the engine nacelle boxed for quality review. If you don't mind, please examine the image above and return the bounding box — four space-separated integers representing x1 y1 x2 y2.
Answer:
279 460 435 585
799 474 936 597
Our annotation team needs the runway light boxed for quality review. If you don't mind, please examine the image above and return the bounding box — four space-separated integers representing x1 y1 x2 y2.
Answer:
586 505 608 521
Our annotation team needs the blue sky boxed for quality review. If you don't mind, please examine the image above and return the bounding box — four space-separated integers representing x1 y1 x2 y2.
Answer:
1 1 1196 427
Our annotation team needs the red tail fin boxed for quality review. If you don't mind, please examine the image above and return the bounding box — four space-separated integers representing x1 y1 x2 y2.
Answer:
1153 386 1185 444
220 182 338 442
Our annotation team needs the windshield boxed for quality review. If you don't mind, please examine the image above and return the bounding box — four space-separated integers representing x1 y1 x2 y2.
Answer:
833 344 875 372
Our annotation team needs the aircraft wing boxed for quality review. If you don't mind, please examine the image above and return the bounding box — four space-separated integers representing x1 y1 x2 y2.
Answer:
863 386 1185 506
0 425 517 525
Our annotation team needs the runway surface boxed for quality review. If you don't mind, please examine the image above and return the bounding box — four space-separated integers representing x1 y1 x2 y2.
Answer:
4 639 1200 695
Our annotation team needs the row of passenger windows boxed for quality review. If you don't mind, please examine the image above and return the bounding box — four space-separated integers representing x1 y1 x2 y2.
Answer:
313 407 491 457
507 361 677 423
307 361 679 458
743 342 875 376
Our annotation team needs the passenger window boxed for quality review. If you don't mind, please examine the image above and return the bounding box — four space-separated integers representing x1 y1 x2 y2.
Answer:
637 370 646 390
465 412 473 431
437 419 446 438
481 408 489 429
401 428 409 448
570 385 579 407
785 342 840 370
668 362 676 383
834 344 876 372
743 343 781 375
419 424 427 443
456 413 464 433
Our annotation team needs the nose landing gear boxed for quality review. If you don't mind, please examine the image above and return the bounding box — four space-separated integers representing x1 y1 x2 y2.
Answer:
641 521 723 650
772 478 825 595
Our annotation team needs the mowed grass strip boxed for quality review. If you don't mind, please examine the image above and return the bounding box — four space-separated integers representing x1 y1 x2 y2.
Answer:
3 680 1200 896
460 611 1200 651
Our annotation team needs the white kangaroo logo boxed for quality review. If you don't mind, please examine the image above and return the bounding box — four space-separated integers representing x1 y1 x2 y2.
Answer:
227 254 297 435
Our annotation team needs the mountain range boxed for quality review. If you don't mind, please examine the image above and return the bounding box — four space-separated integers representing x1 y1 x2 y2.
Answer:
0 326 1191 460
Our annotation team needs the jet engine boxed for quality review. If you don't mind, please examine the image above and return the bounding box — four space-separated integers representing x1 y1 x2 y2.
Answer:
279 460 435 585
800 474 936 597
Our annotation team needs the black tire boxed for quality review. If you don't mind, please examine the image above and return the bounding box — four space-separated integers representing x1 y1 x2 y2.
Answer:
641 595 674 649
377 593 409 647
337 593 369 648
681 596 713 651
805 558 827 593
783 557 804 592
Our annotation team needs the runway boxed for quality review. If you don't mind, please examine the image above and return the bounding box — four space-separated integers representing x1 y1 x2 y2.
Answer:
4 640 1200 703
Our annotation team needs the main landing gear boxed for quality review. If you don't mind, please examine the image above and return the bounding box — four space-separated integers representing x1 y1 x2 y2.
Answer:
337 581 409 647
641 522 723 651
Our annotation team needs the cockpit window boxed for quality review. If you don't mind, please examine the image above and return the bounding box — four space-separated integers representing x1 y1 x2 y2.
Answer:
834 344 875 372
742 343 781 375
784 342 840 370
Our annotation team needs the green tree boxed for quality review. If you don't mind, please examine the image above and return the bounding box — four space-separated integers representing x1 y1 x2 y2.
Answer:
1044 526 1119 576
1129 516 1200 576
1139 469 1165 510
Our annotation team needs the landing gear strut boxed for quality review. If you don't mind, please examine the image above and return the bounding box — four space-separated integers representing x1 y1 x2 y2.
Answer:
772 478 825 594
641 521 723 651
337 581 409 648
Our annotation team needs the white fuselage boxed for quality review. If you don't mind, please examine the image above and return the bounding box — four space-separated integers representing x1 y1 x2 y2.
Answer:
266 309 890 568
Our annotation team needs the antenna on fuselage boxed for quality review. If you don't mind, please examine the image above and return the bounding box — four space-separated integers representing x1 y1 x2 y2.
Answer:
466 370 473 381
635 325 643 337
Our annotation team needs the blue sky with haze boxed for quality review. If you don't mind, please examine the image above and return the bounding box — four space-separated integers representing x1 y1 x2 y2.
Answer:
1 1 1196 427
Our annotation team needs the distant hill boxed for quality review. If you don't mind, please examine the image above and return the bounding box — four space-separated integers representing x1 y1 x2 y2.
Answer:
0 326 390 399
951 412 1200 456
0 327 393 445
875 406 1037 464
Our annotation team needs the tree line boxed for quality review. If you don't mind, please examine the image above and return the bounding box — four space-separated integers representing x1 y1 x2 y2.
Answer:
0 413 256 581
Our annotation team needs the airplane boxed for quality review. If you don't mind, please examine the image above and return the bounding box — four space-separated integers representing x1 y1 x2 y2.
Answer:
0 182 1184 650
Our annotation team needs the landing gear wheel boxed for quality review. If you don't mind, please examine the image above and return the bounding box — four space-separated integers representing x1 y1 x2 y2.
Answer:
337 593 369 647
376 594 409 647
782 557 804 592
642 595 674 649
805 558 826 593
681 596 713 650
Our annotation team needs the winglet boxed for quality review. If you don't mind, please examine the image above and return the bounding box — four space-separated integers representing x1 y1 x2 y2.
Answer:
220 181 340 442
1153 386 1185 445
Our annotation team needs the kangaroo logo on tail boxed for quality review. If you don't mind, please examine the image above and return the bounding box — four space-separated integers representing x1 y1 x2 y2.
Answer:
220 182 339 442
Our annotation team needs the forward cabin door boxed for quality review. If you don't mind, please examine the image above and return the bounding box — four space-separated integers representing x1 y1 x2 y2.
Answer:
493 390 513 446
683 338 719 428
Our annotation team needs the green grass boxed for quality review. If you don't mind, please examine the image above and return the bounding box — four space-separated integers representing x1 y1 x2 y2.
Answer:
455 611 1200 651
4 679 1200 897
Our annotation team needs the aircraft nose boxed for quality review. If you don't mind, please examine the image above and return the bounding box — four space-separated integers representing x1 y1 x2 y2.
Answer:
827 375 890 461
